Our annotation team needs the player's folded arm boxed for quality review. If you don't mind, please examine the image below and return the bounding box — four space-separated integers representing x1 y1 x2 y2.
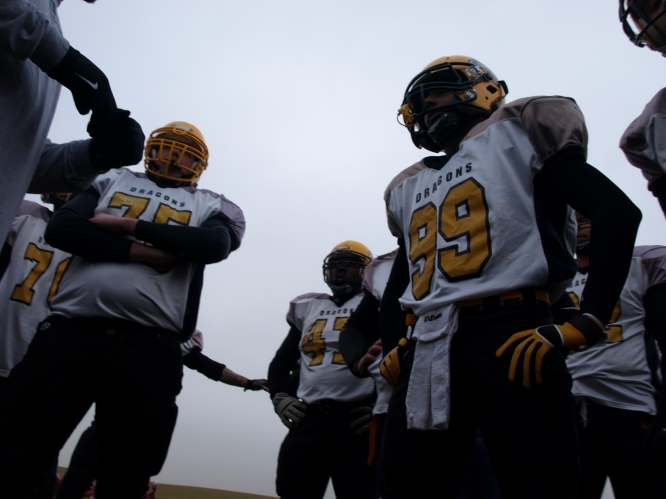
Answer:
45 187 132 262
379 239 410 357
267 326 302 399
536 146 642 324
339 291 380 378
134 214 233 264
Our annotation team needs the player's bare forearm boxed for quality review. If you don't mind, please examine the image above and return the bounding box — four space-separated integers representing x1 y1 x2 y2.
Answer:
220 367 247 387
220 367 269 391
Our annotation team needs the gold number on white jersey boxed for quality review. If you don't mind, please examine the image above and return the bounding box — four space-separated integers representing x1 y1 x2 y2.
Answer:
108 192 150 219
408 178 491 300
332 317 348 365
604 301 623 343
11 243 54 305
302 319 327 366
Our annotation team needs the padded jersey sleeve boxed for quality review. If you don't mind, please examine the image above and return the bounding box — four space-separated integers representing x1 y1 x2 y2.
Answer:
194 188 245 251
384 161 426 238
620 88 666 184
634 246 666 289
467 96 588 167
0 0 69 71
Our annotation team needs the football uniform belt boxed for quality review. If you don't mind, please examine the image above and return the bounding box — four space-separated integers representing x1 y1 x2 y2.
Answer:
458 288 550 308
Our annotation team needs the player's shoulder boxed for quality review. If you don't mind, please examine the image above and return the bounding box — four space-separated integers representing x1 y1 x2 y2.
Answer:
363 250 394 284
289 292 332 306
14 200 52 223
183 186 246 247
466 96 587 162
634 245 666 262
92 167 145 191
365 249 398 275
384 159 428 202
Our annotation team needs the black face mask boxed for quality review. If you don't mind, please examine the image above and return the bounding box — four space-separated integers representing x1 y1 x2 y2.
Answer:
426 110 461 147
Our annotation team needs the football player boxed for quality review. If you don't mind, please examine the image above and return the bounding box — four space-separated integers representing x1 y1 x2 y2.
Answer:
559 213 666 499
339 249 501 499
379 56 641 499
0 121 246 498
267 241 377 499
619 1 666 217
0 193 71 392
56 329 268 499
1 0 146 248
0 193 72 499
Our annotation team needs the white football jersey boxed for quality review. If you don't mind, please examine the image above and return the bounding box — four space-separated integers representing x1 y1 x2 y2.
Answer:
385 97 581 317
620 87 666 184
50 169 245 334
0 201 71 377
287 292 375 404
362 250 398 415
566 246 666 414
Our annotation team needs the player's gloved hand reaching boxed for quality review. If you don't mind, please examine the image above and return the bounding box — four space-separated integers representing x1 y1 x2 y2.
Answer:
273 393 307 429
496 314 606 388
380 337 409 389
46 46 117 136
349 406 373 436
244 379 269 392
88 110 145 173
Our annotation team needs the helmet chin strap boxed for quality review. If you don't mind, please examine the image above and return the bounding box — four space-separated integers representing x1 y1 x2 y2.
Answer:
576 239 590 255
330 283 361 305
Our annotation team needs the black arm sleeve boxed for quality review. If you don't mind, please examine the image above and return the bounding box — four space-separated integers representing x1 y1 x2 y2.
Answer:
648 176 666 220
267 326 302 399
379 239 410 357
182 348 226 382
643 283 666 400
339 291 380 378
134 215 232 264
536 148 642 324
44 187 132 261
0 242 11 282
551 290 579 325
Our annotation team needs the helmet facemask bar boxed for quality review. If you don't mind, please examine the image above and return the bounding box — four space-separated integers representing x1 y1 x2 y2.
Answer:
144 123 209 187
620 0 666 50
322 250 371 296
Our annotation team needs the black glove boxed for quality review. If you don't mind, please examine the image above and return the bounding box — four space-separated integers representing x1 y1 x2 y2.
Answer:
88 110 145 173
349 406 373 436
244 378 268 392
47 46 117 136
273 393 307 429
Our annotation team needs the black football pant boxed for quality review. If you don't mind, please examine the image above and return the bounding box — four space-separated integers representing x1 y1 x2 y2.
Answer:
576 400 666 499
55 421 99 499
381 303 580 499
276 402 375 499
0 316 183 499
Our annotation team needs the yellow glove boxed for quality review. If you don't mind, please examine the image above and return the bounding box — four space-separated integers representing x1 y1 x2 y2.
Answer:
495 314 606 388
380 338 409 389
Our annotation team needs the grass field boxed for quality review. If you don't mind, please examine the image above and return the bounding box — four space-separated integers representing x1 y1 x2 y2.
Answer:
57 468 277 499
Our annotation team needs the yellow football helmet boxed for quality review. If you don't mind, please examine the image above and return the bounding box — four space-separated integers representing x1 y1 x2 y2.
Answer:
323 240 373 295
397 56 508 152
144 121 209 187
620 0 666 53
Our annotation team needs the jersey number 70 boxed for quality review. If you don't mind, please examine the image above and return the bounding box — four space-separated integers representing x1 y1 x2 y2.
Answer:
408 178 491 300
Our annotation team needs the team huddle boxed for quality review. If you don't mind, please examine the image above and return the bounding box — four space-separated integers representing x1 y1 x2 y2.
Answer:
1 0 666 498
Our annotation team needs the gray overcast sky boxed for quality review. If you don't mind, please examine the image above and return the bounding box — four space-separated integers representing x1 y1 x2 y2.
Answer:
34 0 666 497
